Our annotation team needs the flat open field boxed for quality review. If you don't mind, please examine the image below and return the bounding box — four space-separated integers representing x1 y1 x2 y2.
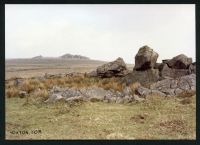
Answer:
6 59 114 79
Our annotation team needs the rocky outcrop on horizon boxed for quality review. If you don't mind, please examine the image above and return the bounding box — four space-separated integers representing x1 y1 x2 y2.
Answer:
31 53 90 60
60 53 90 60
32 55 43 59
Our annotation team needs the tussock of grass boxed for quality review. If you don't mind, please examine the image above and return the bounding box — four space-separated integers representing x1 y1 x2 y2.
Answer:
176 90 196 98
33 89 49 98
6 88 19 98
20 80 37 93
129 82 141 91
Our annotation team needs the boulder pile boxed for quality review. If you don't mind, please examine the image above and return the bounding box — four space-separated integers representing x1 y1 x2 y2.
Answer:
157 54 194 78
122 45 196 85
43 45 196 103
45 73 195 103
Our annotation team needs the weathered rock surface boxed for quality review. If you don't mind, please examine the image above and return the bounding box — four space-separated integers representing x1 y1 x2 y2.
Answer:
133 74 196 97
14 78 24 86
121 69 160 85
44 85 147 103
96 57 128 78
189 63 196 74
45 93 64 103
65 96 84 102
44 72 85 79
166 54 192 69
86 70 98 77
150 74 196 96
134 45 159 71
80 87 110 101
19 91 28 98
160 64 190 79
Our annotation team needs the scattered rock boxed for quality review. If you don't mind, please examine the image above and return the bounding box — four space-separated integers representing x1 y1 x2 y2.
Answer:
133 94 145 102
61 88 82 98
45 93 64 103
151 90 166 97
116 97 124 104
14 78 24 86
110 97 117 103
19 91 28 98
80 87 109 100
134 45 159 71
150 74 196 96
66 72 85 77
65 96 84 102
123 95 134 103
135 86 151 96
86 70 98 77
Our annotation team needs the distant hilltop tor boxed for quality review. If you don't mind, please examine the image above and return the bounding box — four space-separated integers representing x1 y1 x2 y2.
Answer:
31 54 90 60
32 55 43 59
60 53 90 60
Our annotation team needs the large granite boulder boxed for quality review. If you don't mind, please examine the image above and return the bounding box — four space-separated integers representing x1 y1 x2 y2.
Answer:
160 64 189 79
96 57 128 78
121 69 160 85
166 54 192 69
134 45 159 71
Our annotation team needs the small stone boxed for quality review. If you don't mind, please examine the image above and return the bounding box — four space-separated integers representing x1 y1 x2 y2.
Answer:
19 91 27 98
133 94 145 102
65 96 83 102
116 97 124 104
136 86 151 96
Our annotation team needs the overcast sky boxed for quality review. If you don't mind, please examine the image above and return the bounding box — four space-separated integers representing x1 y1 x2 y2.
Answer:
5 4 195 63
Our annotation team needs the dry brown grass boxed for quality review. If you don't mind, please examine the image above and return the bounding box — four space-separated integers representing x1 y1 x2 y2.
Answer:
6 88 19 98
176 90 196 98
33 89 49 98
20 80 38 93
129 82 141 93
5 76 126 99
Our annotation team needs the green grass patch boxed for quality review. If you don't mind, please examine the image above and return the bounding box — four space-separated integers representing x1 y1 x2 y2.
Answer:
6 95 196 140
